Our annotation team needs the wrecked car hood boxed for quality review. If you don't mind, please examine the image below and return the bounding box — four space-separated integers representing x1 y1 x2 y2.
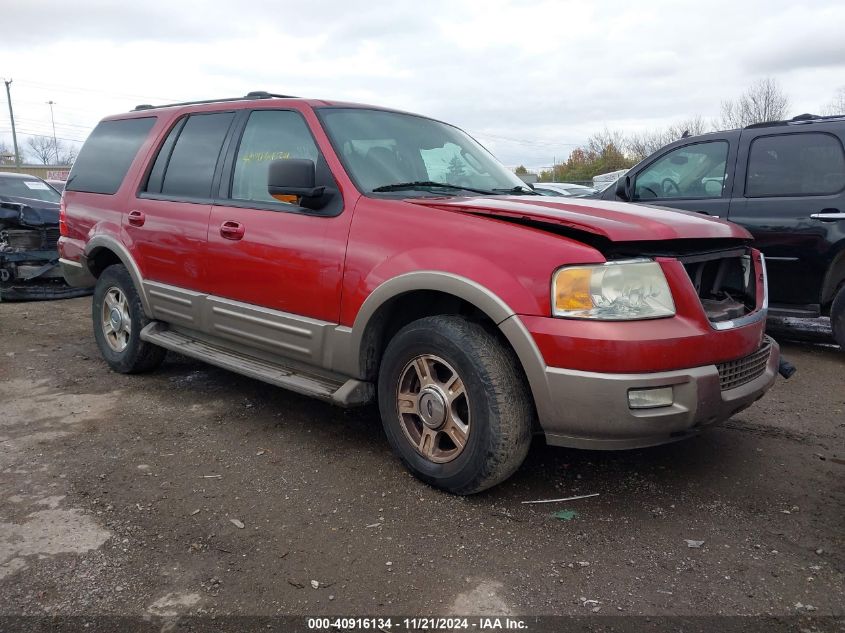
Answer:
408 196 750 242
0 197 59 228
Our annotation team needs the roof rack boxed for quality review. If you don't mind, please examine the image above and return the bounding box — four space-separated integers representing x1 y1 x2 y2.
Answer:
132 91 298 112
745 112 845 129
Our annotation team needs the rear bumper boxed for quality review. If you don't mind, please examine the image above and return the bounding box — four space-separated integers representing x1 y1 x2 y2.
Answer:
537 338 779 449
59 256 97 288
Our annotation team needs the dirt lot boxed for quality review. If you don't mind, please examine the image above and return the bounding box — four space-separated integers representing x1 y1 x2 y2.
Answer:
1 297 843 623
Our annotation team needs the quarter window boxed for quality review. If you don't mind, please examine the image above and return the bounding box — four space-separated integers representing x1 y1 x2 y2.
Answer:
66 117 156 195
746 133 845 197
634 141 729 200
231 110 320 206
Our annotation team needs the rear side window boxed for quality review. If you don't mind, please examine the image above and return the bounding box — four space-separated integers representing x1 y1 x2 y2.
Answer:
145 112 234 199
746 133 845 197
66 117 156 194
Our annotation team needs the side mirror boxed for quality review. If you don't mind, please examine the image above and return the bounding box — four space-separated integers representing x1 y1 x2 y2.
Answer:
268 159 325 199
615 175 632 201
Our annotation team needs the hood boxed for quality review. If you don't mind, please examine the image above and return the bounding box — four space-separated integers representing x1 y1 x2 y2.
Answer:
408 196 750 242
0 197 60 228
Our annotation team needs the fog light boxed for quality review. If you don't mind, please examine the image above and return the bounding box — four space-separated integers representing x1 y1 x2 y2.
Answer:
628 386 674 409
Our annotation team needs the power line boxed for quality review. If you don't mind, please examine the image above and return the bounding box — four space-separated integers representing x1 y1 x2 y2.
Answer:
13 97 109 117
477 133 580 148
1 127 87 143
15 79 185 104
16 116 93 130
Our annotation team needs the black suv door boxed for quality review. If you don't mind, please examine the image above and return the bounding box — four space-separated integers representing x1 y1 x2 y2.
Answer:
612 132 739 218
728 125 845 311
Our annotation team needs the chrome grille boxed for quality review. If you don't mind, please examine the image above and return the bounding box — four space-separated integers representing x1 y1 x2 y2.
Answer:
716 336 772 391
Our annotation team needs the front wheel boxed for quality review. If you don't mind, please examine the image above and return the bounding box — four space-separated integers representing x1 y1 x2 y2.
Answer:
377 316 534 494
92 264 166 373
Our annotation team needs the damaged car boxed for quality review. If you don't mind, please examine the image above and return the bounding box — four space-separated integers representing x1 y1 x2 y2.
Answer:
0 172 92 301
59 94 781 494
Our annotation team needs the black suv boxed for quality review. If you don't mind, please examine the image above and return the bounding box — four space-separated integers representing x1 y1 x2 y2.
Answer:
599 114 845 348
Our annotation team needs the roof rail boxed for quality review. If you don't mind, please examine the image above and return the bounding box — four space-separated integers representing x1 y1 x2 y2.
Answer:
132 91 299 112
745 113 845 129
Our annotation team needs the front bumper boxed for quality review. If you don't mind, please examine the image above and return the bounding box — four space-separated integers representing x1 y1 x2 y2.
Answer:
538 338 780 450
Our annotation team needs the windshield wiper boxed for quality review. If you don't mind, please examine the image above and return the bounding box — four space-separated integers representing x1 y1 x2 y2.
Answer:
372 181 496 195
491 186 538 195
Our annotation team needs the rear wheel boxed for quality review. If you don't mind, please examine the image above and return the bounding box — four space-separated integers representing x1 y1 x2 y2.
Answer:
831 283 845 350
377 315 533 494
92 264 166 373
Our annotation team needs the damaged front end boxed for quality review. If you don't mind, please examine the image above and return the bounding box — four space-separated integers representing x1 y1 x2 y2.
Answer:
0 200 93 301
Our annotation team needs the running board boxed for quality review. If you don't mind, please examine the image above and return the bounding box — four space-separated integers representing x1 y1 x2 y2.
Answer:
140 322 373 406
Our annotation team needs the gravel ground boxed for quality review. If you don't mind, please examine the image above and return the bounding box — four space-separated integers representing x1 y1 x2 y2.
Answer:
0 297 842 622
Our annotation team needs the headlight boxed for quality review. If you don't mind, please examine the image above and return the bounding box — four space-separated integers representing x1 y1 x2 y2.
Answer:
552 259 675 320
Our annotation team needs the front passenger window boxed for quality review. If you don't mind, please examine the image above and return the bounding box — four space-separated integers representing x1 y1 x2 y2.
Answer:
634 141 729 200
231 111 321 206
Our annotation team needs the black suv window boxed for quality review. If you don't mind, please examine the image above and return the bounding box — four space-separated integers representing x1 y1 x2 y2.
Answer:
230 110 320 206
146 112 234 199
746 133 845 197
634 141 728 200
66 117 156 195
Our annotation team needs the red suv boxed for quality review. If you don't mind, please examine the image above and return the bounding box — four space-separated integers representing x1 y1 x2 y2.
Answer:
59 92 779 494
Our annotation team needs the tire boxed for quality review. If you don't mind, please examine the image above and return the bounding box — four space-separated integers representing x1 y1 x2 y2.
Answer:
832 283 845 350
377 315 534 495
92 264 166 373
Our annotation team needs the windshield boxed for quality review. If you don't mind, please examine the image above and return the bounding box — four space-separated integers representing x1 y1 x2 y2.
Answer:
0 176 62 203
318 108 529 195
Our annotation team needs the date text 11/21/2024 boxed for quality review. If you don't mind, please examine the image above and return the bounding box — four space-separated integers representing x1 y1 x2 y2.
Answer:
306 617 528 630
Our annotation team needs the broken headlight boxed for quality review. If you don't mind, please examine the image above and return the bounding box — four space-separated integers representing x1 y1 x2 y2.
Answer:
552 259 675 320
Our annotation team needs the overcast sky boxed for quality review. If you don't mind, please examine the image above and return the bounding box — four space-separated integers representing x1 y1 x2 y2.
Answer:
2 0 844 170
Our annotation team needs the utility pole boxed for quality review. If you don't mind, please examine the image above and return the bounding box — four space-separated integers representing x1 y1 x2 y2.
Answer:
47 100 59 164
4 79 21 166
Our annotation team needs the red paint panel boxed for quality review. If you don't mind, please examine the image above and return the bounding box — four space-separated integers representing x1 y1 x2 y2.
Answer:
409 196 752 242
338 197 606 326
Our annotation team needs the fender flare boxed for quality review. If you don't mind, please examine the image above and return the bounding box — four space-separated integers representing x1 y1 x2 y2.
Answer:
84 235 152 317
335 271 552 420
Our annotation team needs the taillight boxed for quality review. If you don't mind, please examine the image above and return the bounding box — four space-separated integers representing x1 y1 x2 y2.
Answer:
59 197 67 236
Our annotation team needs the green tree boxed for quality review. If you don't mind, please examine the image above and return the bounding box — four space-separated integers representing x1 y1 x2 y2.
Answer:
446 155 466 180
539 131 635 183
514 165 528 176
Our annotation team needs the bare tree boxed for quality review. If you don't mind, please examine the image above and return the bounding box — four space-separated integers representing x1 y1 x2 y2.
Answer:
57 143 77 165
626 116 710 161
0 140 15 165
584 128 628 157
719 78 790 129
26 136 57 165
24 135 77 165
822 87 845 116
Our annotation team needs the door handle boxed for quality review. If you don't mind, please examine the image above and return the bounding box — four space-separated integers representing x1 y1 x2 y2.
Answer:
220 221 245 240
810 208 845 221
127 210 145 227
